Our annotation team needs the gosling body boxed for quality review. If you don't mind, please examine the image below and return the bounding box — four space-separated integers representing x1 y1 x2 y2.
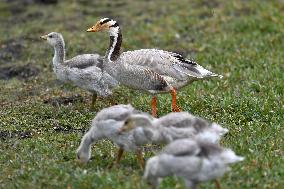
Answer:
144 138 244 189
41 32 118 100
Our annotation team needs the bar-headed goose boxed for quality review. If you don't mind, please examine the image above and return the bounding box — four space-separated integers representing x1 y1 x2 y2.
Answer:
144 138 244 189
41 32 118 109
86 18 222 116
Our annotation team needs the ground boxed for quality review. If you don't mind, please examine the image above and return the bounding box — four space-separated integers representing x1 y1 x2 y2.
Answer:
0 0 283 188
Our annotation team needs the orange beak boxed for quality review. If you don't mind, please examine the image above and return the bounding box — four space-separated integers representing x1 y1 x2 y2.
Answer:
87 26 97 32
87 21 110 32
86 22 101 32
40 35 48 40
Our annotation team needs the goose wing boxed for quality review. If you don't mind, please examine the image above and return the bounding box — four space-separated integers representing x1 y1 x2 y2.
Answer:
117 63 169 91
156 112 197 128
65 54 103 69
162 139 201 156
121 49 221 80
157 112 212 132
94 104 135 122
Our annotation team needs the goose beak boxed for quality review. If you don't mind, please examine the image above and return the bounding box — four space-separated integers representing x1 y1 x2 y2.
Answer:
117 127 126 134
87 22 100 32
87 26 97 32
40 35 48 40
87 21 109 32
117 121 134 134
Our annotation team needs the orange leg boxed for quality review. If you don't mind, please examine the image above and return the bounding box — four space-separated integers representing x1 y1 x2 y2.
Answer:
170 89 181 112
151 96 157 117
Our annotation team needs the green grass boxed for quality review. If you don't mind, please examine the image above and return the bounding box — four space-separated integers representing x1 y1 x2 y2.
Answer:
0 0 283 188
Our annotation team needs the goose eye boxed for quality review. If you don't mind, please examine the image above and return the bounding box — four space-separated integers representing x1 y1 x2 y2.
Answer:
49 35 53 38
124 120 129 125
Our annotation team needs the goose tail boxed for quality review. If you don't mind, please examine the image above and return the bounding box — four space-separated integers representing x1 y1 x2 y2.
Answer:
194 65 223 79
222 149 245 164
173 63 223 79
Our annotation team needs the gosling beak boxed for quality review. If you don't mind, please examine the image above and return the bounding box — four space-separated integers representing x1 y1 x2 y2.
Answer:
117 127 127 134
40 35 48 40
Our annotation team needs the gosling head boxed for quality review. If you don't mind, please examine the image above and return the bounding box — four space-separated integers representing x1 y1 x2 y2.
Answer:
118 117 136 134
40 32 64 47
118 114 153 134
76 147 91 164
87 18 119 36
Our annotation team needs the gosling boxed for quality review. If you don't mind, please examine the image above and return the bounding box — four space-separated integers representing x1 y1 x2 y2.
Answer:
144 138 244 189
41 32 118 109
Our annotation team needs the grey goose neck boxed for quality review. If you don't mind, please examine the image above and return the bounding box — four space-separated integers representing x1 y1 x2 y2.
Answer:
53 41 65 65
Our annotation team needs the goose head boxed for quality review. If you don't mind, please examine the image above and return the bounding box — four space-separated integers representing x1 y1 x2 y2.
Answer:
118 114 153 133
41 32 64 47
87 18 119 36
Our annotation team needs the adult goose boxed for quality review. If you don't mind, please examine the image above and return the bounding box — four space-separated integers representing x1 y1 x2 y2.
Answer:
87 18 222 117
41 32 118 109
144 138 244 189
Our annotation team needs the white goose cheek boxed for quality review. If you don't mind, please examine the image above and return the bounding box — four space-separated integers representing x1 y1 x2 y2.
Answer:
47 39 55 46
109 27 119 36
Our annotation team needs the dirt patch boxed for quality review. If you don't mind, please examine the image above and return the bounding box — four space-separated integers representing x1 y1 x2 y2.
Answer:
231 7 256 17
26 11 44 20
0 64 40 80
0 127 86 140
194 0 219 8
43 95 84 106
0 39 24 64
9 10 44 24
36 0 58 4
198 11 213 19
52 125 86 133
0 130 34 140
5 0 57 5
4 0 57 19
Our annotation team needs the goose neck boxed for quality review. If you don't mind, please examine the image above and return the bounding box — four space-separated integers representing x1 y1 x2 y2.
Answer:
53 42 65 66
106 28 122 62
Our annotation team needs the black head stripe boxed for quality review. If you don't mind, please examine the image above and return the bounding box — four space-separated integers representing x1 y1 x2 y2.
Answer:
100 18 111 25
110 22 119 28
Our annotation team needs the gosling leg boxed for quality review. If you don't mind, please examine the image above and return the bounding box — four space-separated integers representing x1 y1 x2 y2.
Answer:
114 148 124 167
90 93 97 110
135 149 145 170
214 179 221 189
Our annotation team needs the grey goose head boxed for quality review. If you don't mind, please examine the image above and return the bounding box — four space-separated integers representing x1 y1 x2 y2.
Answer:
118 114 153 133
41 32 64 47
